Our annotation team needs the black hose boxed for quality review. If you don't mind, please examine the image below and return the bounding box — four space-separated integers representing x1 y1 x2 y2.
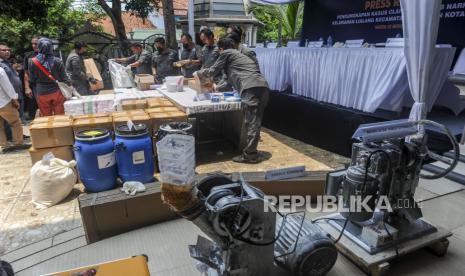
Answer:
422 164 465 186
417 120 460 179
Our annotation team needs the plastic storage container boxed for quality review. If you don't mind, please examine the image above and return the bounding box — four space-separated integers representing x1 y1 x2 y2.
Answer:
156 121 193 141
74 129 117 192
115 124 155 183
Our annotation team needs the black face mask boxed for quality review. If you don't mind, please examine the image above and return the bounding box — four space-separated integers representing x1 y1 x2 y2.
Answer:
183 43 190 49
156 47 164 52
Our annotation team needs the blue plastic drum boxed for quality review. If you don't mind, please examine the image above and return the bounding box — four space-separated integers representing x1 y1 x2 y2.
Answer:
74 129 117 192
115 124 155 183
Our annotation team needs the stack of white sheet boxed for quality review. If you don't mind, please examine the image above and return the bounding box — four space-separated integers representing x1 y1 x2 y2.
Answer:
64 94 116 116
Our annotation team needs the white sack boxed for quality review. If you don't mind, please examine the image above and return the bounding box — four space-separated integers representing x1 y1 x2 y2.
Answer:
31 158 77 209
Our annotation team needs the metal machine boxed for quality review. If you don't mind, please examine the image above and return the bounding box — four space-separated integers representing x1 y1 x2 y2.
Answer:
174 175 338 276
324 119 460 253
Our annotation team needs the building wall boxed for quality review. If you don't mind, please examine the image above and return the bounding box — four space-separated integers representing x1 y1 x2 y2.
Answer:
194 0 246 17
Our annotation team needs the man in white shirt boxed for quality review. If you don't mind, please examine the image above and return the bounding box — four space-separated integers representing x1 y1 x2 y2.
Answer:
0 66 26 152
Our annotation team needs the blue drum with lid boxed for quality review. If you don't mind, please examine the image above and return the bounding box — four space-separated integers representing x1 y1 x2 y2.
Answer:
74 129 117 192
115 124 155 183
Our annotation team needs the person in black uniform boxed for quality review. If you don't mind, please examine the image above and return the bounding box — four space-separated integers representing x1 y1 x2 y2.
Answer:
151 37 180 83
115 43 152 75
178 33 202 78
195 38 269 163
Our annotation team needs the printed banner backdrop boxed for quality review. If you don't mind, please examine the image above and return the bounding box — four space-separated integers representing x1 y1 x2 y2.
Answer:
301 0 465 62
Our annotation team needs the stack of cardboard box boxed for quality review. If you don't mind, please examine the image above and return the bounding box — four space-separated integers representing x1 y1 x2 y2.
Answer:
121 99 147 111
112 110 152 133
28 115 75 164
146 97 174 109
72 113 113 133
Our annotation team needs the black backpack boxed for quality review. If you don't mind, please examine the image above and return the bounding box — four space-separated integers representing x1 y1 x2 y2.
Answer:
0 260 13 276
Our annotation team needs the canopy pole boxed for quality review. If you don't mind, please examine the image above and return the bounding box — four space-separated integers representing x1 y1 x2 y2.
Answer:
188 0 195 40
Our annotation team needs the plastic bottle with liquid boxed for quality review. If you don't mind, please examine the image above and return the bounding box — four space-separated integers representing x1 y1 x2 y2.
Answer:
327 36 333 48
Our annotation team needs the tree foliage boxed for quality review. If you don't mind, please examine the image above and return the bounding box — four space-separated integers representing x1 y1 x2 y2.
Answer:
0 0 96 55
93 0 162 52
125 0 160 19
249 1 304 43
278 2 304 40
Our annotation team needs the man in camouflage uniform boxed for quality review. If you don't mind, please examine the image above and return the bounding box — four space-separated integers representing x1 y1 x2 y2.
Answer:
196 38 269 164
151 37 180 83
199 28 222 83
178 33 201 78
65 41 95 95
115 43 152 75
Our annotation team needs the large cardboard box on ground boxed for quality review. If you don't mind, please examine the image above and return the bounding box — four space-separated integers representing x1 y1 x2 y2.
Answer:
113 113 151 133
78 182 177 244
149 111 188 133
30 116 74 149
121 99 147 111
84 58 104 91
134 74 155 91
78 172 327 243
28 146 74 165
146 97 174 108
73 116 113 133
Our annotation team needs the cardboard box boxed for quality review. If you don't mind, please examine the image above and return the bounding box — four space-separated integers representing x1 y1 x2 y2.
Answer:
192 73 214 93
29 146 74 165
78 172 328 244
113 113 151 133
146 98 174 108
45 255 149 276
99 89 114 95
32 115 72 124
84 58 104 91
112 110 147 118
121 99 147 111
230 171 327 197
29 117 75 149
73 117 113 133
78 182 176 244
73 113 110 120
184 77 194 85
134 74 155 91
145 107 180 114
149 111 188 132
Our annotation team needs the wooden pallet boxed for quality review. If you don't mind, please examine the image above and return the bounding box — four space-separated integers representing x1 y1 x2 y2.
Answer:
318 216 452 276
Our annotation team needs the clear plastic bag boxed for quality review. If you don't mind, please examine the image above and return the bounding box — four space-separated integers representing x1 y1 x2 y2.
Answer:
57 81 81 100
157 134 196 185
108 60 134 88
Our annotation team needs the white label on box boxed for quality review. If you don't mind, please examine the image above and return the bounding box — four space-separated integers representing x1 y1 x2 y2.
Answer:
133 150 145 165
265 165 305 181
97 152 116 169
